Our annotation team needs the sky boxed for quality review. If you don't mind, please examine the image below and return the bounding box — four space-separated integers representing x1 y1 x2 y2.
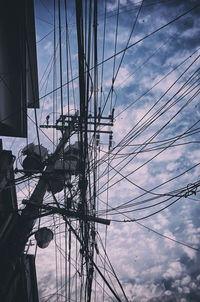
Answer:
1 0 200 301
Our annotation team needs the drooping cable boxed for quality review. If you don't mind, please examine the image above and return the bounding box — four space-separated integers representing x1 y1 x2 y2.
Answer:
38 3 200 102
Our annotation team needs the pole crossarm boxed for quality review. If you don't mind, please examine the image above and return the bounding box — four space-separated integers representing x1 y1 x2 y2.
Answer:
22 201 110 225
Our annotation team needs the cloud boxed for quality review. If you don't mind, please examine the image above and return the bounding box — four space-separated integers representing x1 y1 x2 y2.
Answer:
2 0 200 301
44 41 53 56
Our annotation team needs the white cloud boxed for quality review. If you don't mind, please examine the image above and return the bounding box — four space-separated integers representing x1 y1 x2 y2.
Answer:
181 275 191 286
44 41 53 55
163 261 183 279
2 1 200 301
104 65 134 89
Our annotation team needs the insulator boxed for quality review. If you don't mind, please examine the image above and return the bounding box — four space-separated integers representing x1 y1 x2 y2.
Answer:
109 134 113 149
112 108 115 121
95 243 99 254
98 107 101 122
46 115 50 125
96 134 100 146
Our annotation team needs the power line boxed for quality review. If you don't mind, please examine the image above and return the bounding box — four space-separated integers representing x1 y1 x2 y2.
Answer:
38 3 199 102
94 63 200 192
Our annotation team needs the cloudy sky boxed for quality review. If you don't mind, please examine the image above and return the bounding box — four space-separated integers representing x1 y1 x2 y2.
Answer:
2 0 200 301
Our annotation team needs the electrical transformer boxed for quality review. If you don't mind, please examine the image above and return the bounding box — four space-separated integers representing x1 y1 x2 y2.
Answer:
22 143 48 173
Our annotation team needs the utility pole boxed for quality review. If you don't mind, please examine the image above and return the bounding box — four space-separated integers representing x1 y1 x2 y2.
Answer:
0 111 112 300
0 116 77 299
